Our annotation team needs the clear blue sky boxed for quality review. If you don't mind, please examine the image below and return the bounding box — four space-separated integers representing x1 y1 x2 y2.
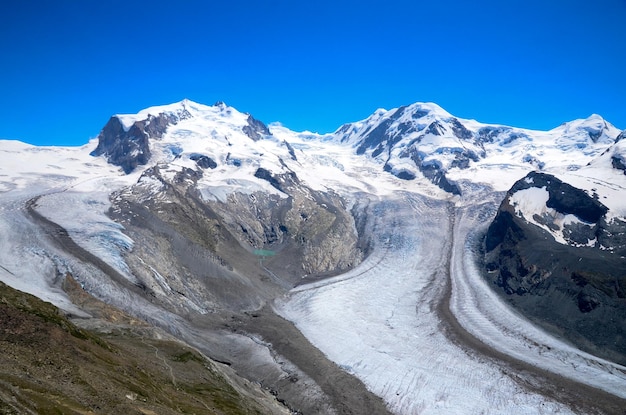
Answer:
1 0 625 146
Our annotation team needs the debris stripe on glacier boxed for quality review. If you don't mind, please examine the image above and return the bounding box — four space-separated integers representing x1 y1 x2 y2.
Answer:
0 140 137 313
0 197 88 316
276 192 574 415
449 196 626 400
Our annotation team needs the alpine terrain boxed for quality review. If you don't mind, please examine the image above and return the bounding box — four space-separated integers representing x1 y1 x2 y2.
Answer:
0 99 624 414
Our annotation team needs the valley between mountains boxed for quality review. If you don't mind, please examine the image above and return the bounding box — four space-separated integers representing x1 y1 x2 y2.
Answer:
0 100 625 414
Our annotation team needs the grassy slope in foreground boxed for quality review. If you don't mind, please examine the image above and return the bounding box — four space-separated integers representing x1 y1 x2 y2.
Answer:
0 279 284 415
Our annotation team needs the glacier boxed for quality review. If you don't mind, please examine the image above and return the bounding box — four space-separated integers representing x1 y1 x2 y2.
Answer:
0 99 625 414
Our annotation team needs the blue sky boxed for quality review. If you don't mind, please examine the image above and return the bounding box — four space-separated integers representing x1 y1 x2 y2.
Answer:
1 0 625 146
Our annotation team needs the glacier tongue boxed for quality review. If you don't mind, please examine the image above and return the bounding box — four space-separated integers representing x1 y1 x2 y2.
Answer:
278 193 582 414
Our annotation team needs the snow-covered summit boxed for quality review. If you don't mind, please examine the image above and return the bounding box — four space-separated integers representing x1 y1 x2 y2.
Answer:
113 99 266 134
334 101 453 146
551 113 617 143
84 99 625 202
92 99 274 173
116 99 192 131
328 102 622 194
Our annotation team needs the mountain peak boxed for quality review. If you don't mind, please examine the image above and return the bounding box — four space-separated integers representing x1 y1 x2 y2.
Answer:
364 102 453 123
404 102 453 119
115 101 195 131
586 113 605 121
92 99 275 173
552 113 618 144
554 113 607 131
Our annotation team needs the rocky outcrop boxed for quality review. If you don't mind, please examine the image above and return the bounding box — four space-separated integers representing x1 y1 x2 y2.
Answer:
485 172 609 252
91 110 191 173
109 162 364 316
612 155 626 174
242 114 272 141
189 153 217 169
341 106 469 193
283 140 298 161
90 116 152 174
228 167 363 277
353 106 409 155
484 172 626 364
396 147 462 194
611 130 626 174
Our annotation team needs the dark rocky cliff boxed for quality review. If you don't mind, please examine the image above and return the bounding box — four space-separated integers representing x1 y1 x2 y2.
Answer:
611 130 626 174
91 110 190 173
484 172 626 365
91 116 152 174
108 162 365 314
242 114 272 141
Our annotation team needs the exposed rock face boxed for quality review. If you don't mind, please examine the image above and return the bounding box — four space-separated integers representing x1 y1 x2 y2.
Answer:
612 156 626 174
242 114 272 141
610 130 626 175
103 163 371 413
90 116 152 174
189 153 217 169
110 165 264 314
354 106 409 156
340 106 474 193
108 163 364 316
91 110 191 173
283 140 298 161
240 167 363 276
485 172 610 252
395 147 462 195
484 172 626 364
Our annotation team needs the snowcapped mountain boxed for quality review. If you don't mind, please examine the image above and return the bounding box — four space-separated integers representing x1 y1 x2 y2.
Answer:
1 99 625 414
484 170 626 365
332 101 621 194
86 98 624 206
92 99 277 173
